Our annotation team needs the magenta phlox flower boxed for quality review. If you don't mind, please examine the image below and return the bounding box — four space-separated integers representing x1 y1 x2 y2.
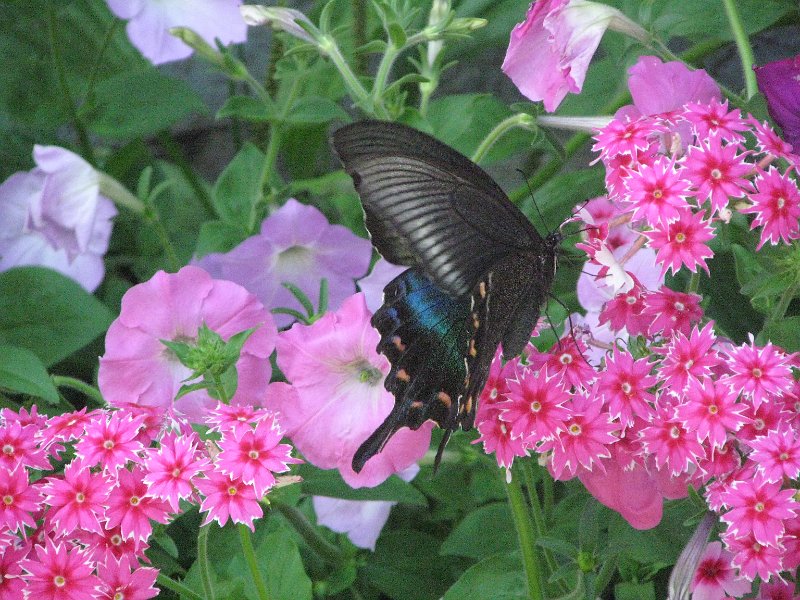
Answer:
270 293 432 487
313 464 418 550
475 350 518 425
502 0 628 112
578 444 666 529
754 54 800 153
625 156 691 226
750 118 797 163
596 348 656 425
0 465 41 533
474 410 528 478
1 405 46 429
737 400 788 444
676 378 747 448
99 266 277 422
646 209 716 276
684 134 752 214
0 543 26 599
592 117 658 159
528 336 596 390
690 541 752 600
73 525 148 566
501 367 570 442
106 0 248 65
0 146 116 292
724 339 794 409
780 517 800 572
685 98 750 142
577 196 638 251
0 421 49 471
655 322 720 390
42 462 112 536
142 432 209 511
725 530 785 582
195 470 262 531
75 410 144 472
757 581 800 600
195 199 372 327
597 283 651 336
21 537 102 600
623 55 720 120
216 413 301 496
644 286 703 337
205 400 275 434
96 554 159 600
741 166 800 248
358 259 407 314
721 475 798 547
539 388 618 479
640 402 705 475
105 466 171 542
44 408 94 444
749 428 800 483
697 439 741 478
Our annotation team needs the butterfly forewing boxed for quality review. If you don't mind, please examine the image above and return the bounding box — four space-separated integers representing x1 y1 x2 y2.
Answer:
332 120 559 473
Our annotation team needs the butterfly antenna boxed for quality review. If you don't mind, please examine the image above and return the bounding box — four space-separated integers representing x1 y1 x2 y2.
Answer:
515 168 552 236
548 293 593 368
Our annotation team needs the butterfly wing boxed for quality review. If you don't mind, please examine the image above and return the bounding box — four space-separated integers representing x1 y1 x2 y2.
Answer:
332 120 548 298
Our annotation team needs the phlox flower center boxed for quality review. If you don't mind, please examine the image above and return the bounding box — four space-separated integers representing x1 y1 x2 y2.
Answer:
568 423 582 436
752 367 762 378
711 168 722 180
75 492 85 503
708 404 719 415
753 418 765 432
2 444 13 455
172 467 181 477
670 425 681 439
754 501 765 512
53 575 66 588
530 400 542 413
3 494 12 505
227 486 237 496
490 388 499 399
114 593 124 600
621 382 632 395
674 301 685 311
129 496 140 506
675 232 686 243
103 440 115 449
560 353 573 365
777 196 785 209
248 450 259 459
110 534 123 546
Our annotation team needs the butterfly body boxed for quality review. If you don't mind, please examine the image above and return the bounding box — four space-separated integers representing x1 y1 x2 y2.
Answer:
333 120 559 473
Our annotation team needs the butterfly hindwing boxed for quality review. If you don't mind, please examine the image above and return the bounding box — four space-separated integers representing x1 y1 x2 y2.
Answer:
352 268 471 472
332 120 547 298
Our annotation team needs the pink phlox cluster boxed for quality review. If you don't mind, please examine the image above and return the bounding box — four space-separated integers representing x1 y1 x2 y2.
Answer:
0 400 301 595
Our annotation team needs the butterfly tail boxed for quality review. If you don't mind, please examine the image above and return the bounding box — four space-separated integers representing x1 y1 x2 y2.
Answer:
351 413 403 473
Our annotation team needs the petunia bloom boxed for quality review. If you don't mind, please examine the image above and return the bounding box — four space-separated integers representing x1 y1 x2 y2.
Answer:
690 541 751 600
106 0 248 65
754 54 800 152
503 0 647 112
195 199 372 327
98 266 277 423
0 145 116 291
268 293 433 487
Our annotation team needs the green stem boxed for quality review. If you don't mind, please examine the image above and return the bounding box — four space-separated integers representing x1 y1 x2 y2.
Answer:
721 0 758 99
51 375 105 407
47 2 95 164
197 526 216 600
210 374 230 404
98 173 146 214
239 525 271 600
522 463 566 594
352 0 367 76
371 43 400 113
273 501 344 565
83 19 119 104
472 114 537 165
321 37 376 116
506 466 544 600
687 272 701 295
156 574 204 600
156 132 216 217
771 280 799 322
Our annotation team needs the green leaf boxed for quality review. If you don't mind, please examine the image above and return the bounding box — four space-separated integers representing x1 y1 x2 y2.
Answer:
443 552 526 600
536 536 579 559
84 69 206 139
654 0 792 40
212 143 265 228
299 464 427 505
195 220 249 257
285 96 349 125
363 530 452 600
0 267 113 367
759 316 800 352
614 581 655 600
440 503 515 560
241 529 313 600
217 96 277 122
0 345 59 404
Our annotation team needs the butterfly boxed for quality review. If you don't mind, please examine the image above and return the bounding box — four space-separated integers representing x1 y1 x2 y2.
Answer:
332 120 561 473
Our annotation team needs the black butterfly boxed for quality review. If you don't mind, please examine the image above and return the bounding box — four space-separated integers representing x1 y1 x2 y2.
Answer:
332 120 560 473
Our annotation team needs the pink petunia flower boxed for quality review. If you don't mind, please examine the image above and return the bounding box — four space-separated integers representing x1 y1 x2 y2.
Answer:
675 378 747 448
216 413 301 496
749 428 800 483
646 209 715 276
268 293 432 488
683 134 752 215
503 0 644 112
501 368 570 442
195 199 372 327
21 537 102 600
358 258 407 314
195 471 263 531
596 349 656 426
41 461 112 536
142 432 209 511
721 475 798 547
0 145 116 292
75 410 144 472
98 265 277 422
0 466 41 534
754 54 800 152
105 466 171 542
96 554 159 600
741 167 800 248
106 0 248 65
690 541 751 600
724 339 793 409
